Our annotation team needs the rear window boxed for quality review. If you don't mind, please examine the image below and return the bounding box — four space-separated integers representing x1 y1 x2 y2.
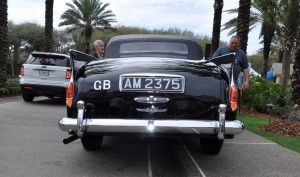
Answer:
26 55 70 67
119 42 188 58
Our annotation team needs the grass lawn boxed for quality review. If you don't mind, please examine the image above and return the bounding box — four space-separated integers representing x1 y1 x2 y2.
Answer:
238 114 300 153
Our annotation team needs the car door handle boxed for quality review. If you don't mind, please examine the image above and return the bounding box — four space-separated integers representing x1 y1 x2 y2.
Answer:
42 65 47 68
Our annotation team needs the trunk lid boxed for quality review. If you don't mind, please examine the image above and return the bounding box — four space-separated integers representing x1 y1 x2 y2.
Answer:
76 57 225 120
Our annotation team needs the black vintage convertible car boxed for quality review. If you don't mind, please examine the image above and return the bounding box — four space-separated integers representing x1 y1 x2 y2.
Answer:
58 34 244 154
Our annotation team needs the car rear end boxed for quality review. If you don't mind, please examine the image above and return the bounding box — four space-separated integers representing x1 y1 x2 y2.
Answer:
19 52 71 101
58 35 243 154
60 57 242 139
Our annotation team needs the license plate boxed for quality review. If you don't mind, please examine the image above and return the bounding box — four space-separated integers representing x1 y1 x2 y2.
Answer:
39 70 49 76
120 74 185 93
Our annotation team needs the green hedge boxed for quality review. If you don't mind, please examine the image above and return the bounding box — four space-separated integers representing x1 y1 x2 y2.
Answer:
0 78 21 97
241 76 291 117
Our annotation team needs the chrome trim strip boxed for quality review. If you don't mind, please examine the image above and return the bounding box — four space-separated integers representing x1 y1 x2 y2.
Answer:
58 118 244 135
134 95 169 104
136 105 167 113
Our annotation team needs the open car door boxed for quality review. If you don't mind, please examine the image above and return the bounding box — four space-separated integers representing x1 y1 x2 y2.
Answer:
210 52 235 65
69 49 98 78
210 52 241 83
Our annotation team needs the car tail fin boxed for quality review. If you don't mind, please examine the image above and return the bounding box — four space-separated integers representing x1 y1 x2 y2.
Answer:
212 52 239 111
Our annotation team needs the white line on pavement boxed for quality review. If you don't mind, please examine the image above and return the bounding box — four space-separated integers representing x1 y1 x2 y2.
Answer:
147 143 153 177
179 138 206 177
225 142 277 145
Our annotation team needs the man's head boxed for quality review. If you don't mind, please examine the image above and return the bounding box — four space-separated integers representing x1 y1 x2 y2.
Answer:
94 40 105 55
228 35 240 52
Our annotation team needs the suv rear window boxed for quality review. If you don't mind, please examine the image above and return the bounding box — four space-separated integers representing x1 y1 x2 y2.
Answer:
25 54 70 67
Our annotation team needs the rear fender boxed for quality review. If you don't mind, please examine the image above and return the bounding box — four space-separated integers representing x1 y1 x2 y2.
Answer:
211 53 239 111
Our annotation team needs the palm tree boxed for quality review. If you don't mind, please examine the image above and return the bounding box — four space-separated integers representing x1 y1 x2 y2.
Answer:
45 0 54 52
59 0 117 54
258 1 278 78
222 0 279 78
222 8 260 37
210 0 224 57
0 0 8 87
289 26 300 121
278 0 300 92
236 0 252 53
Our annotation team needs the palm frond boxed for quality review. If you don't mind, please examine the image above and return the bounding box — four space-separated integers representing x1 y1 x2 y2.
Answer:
59 0 117 53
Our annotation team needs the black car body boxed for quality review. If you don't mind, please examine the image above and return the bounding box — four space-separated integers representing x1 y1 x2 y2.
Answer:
59 35 244 154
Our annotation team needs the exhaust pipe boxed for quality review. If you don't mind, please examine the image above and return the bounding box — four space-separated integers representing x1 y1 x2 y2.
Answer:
63 135 79 144
63 129 79 144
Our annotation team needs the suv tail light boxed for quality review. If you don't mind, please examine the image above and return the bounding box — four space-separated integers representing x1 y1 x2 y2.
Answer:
20 66 24 76
229 85 238 111
66 69 71 79
66 82 74 106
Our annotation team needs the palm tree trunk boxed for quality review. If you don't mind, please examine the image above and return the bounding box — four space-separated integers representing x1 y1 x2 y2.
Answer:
289 28 300 121
84 26 93 54
0 0 8 87
85 40 90 54
262 30 274 78
45 0 54 52
210 0 223 57
281 45 292 93
236 0 251 53
279 0 300 93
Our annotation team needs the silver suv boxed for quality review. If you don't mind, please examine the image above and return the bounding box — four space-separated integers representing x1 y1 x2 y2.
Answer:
19 52 71 102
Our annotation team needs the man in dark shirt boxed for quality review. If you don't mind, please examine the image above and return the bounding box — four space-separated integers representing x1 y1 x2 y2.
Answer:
212 35 249 90
93 39 105 60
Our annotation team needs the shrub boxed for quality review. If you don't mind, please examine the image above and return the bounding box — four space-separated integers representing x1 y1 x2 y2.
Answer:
0 78 21 97
6 78 20 87
241 76 291 116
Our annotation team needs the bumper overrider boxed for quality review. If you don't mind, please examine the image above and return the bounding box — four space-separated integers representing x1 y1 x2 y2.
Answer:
58 101 244 143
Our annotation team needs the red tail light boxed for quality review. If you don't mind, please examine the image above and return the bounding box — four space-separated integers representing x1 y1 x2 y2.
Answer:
20 66 24 76
229 85 238 110
66 69 71 79
43 53 51 58
66 82 74 106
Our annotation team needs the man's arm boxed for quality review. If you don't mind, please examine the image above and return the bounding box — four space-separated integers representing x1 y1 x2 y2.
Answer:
241 68 249 90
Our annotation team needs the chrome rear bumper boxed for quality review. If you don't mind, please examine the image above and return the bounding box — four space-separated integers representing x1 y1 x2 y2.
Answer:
59 118 244 135
58 101 244 140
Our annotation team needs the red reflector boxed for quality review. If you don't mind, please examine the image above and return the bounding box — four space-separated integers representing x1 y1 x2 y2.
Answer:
66 82 74 106
229 86 238 111
231 102 238 110
24 86 32 90
44 53 51 58
230 86 238 102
